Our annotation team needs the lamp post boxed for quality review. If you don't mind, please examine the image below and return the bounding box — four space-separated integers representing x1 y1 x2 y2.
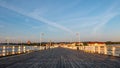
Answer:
0 39 2 45
21 40 22 46
6 37 9 45
76 32 80 50
76 32 80 43
40 33 44 46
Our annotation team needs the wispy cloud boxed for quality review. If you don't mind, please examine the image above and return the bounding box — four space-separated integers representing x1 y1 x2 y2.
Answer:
58 17 100 28
56 1 120 35
28 12 73 33
92 1 120 34
0 1 73 33
93 13 118 34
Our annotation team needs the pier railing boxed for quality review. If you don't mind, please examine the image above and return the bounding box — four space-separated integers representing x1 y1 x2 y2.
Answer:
1 45 119 57
63 45 120 57
0 45 56 57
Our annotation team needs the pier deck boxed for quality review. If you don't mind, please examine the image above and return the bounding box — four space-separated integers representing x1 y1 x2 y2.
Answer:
0 47 120 68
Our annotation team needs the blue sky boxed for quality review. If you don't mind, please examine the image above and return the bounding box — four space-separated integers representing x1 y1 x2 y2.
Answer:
0 0 120 42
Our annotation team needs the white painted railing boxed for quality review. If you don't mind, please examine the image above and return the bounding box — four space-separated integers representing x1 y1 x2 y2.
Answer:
63 45 120 57
0 45 57 57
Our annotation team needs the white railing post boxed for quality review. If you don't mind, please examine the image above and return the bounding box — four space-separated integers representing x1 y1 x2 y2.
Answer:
104 46 107 55
39 46 41 50
18 46 21 54
12 46 15 54
0 46 2 56
6 46 8 55
2 46 6 56
23 46 26 53
112 47 116 56
83 46 85 51
98 46 101 54
93 46 96 53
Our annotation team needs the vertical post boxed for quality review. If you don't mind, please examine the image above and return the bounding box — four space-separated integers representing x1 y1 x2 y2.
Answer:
104 46 107 55
81 46 82 50
40 33 44 45
0 46 2 56
2 46 6 56
39 46 41 50
80 46 83 50
6 37 9 45
50 40 51 49
18 46 21 54
23 46 26 53
40 46 41 50
12 46 15 54
6 46 9 55
40 33 41 46
21 40 22 46
98 46 101 54
112 47 116 56
0 40 2 44
32 46 34 51
40 33 44 50
76 32 80 43
93 46 96 53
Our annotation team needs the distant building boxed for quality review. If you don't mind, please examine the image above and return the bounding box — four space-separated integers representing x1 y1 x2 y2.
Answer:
27 40 31 45
66 42 83 47
71 42 83 46
76 42 83 46
88 42 106 46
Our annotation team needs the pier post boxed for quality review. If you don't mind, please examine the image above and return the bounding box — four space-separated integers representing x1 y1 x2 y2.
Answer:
18 46 21 54
98 46 101 54
23 46 26 53
39 46 41 50
12 46 15 54
104 46 107 55
112 47 116 56
2 46 6 56
93 46 96 53
6 46 9 55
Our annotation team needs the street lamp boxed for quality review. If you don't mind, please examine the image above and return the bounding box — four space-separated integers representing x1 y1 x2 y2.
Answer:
20 40 22 46
76 32 80 43
6 37 9 45
40 33 44 46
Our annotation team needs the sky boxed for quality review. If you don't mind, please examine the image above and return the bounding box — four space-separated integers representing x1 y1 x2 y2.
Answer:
0 0 120 42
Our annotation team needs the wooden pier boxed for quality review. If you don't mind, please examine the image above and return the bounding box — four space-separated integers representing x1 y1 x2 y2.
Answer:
0 47 120 68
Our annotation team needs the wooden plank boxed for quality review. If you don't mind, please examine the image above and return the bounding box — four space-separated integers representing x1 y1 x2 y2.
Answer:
0 47 120 68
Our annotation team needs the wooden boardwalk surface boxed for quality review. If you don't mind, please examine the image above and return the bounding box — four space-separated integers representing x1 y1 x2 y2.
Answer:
0 47 120 68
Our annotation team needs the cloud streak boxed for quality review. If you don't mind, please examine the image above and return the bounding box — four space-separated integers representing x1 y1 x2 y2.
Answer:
0 1 73 33
93 13 118 34
93 1 120 34
56 1 120 35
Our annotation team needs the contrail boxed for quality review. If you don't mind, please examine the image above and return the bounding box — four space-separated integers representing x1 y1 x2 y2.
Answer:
0 1 73 33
